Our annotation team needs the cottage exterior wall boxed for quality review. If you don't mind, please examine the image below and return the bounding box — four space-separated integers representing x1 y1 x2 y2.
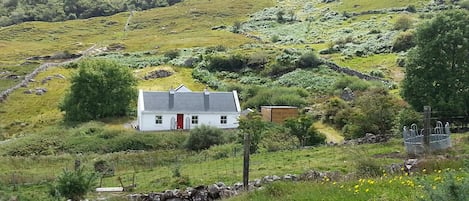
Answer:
139 112 239 131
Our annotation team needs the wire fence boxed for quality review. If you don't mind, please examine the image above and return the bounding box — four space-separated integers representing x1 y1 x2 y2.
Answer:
0 147 318 190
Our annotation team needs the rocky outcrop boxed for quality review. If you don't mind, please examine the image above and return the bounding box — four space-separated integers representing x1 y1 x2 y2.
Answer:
144 70 173 80
343 133 390 145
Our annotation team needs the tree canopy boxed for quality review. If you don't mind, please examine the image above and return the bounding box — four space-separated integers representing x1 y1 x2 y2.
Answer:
401 10 469 117
0 0 182 27
284 115 325 147
60 59 137 122
238 112 266 153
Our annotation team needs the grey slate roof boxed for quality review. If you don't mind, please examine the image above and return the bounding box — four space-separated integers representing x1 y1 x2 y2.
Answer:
142 91 238 112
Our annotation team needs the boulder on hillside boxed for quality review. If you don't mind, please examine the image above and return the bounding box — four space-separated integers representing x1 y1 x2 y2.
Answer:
144 70 173 80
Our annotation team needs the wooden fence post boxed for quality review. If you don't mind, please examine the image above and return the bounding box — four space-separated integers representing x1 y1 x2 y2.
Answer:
243 133 251 191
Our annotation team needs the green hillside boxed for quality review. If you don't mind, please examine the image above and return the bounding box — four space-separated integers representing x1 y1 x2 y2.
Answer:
0 0 468 200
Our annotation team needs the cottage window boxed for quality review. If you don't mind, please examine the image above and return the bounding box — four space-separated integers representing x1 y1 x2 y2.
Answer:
192 116 198 124
155 116 163 124
220 116 227 124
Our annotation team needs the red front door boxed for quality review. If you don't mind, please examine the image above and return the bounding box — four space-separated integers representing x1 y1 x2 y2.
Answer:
177 114 184 129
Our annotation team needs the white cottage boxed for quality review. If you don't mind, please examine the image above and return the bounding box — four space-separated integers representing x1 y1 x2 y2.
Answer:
137 86 241 131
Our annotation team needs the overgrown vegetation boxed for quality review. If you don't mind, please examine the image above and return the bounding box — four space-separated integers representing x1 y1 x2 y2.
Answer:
323 86 401 139
284 115 326 147
49 167 98 201
0 122 187 156
184 125 226 151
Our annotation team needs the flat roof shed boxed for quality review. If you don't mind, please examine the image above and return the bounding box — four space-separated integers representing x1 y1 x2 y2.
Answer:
261 106 299 124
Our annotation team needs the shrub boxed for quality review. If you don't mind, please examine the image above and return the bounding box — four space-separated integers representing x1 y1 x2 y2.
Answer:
271 35 280 43
239 75 269 85
207 55 246 72
395 107 423 136
284 115 326 147
276 10 286 23
342 122 365 140
352 88 400 136
164 49 180 60
460 0 469 9
264 63 295 77
355 157 383 177
200 143 243 159
93 160 114 177
258 127 299 152
392 31 415 52
246 52 269 70
295 52 321 68
323 97 350 126
396 57 406 67
191 67 224 89
4 134 65 156
205 45 226 54
273 69 338 92
232 21 242 33
50 168 98 201
243 87 307 109
0 16 13 27
275 48 302 65
393 15 413 31
184 125 225 151
418 170 469 201
238 112 267 153
333 76 371 92
170 175 191 189
369 70 384 78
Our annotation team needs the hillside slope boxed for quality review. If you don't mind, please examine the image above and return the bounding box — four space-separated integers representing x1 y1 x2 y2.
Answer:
0 0 463 137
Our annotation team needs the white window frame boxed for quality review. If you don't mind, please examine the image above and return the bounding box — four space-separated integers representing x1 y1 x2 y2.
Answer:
155 115 163 124
191 115 198 124
220 115 227 124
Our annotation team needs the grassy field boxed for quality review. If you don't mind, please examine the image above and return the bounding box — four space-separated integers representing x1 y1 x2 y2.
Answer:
1 134 467 200
330 0 429 12
228 168 469 201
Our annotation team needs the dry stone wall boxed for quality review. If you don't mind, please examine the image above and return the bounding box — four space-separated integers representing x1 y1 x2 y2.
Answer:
0 45 96 103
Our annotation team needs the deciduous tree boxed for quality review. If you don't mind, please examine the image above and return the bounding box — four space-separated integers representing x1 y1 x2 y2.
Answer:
284 115 325 146
238 112 266 153
60 59 137 122
401 10 469 117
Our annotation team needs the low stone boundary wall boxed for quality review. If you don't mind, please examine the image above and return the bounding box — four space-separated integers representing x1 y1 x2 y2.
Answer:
0 45 96 103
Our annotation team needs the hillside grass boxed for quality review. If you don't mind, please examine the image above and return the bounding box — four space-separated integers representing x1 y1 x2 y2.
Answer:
227 168 469 201
0 63 210 137
330 0 428 12
1 134 468 200
332 53 403 81
0 0 273 85
0 0 275 137
136 66 207 91
0 67 71 137
314 121 344 143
